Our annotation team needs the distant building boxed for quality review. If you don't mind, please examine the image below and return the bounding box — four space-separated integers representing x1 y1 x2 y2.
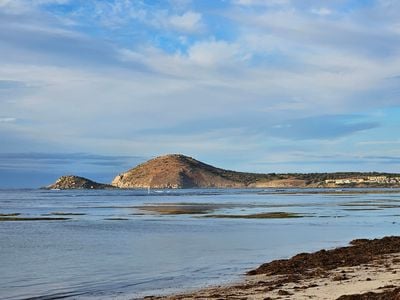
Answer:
324 176 400 185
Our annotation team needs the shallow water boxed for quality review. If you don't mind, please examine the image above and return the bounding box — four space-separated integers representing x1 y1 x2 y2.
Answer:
1 188 400 299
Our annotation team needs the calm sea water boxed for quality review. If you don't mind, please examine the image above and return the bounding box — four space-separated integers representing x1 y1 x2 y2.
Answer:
1 188 400 299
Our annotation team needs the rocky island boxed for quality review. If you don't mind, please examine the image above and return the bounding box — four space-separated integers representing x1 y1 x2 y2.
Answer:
46 154 400 189
45 175 113 190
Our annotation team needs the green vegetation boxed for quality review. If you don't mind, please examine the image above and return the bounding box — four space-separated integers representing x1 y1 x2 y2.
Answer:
193 159 400 187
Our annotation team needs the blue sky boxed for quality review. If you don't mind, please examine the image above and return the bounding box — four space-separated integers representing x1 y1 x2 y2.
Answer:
1 0 400 187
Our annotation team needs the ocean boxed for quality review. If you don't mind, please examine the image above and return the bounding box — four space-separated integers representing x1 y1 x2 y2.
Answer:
1 188 399 299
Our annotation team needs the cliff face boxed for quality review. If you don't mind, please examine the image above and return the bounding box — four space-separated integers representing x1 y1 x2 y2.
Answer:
45 175 112 190
111 154 258 188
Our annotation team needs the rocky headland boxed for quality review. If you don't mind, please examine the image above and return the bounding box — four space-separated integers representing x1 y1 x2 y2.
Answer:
111 154 400 189
111 154 261 188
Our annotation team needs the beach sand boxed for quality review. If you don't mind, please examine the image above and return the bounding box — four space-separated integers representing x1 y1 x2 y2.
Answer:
145 236 400 300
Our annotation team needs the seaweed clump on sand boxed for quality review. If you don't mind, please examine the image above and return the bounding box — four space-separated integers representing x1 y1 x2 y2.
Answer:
337 287 400 300
248 236 400 276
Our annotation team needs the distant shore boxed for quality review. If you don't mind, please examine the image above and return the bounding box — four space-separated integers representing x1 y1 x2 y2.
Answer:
259 188 400 194
45 154 400 190
145 236 400 300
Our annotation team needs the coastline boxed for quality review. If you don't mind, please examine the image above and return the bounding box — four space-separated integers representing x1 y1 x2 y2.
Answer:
3 188 400 299
145 236 400 300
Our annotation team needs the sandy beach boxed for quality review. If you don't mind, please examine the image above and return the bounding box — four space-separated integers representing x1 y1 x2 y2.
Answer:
145 236 400 300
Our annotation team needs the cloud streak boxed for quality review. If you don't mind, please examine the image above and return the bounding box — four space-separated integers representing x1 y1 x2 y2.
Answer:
268 115 380 140
0 152 147 187
0 117 16 123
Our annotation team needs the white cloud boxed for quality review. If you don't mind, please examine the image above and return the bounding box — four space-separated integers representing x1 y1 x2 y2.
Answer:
33 0 70 4
0 0 29 13
0 0 70 12
390 23 400 34
90 0 147 28
85 1 204 33
311 8 332 16
1 0 400 172
187 40 243 66
168 11 203 32
357 140 400 146
233 0 289 6
0 117 16 123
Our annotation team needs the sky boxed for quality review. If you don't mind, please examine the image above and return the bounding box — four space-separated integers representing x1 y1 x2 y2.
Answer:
1 0 400 187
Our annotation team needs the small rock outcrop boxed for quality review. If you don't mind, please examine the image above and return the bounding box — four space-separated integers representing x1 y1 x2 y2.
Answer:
45 175 112 190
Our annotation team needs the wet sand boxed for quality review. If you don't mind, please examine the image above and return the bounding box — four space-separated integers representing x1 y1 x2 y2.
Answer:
146 236 400 300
